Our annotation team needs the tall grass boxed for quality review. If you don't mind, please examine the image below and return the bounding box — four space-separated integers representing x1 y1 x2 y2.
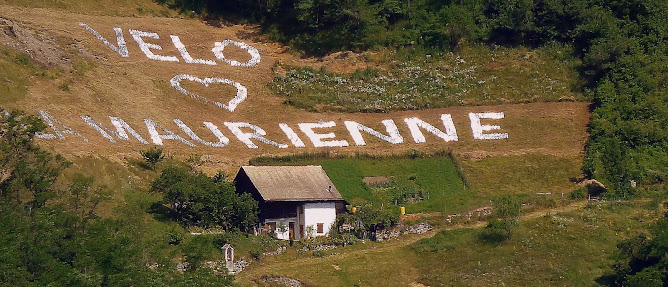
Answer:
270 44 581 112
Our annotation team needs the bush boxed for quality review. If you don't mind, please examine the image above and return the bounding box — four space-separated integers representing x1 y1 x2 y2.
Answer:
337 204 399 238
570 187 588 199
150 166 259 231
140 147 165 170
167 230 185 245
478 219 510 245
329 233 359 247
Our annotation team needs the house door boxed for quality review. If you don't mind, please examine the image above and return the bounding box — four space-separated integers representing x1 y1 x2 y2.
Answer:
289 222 295 239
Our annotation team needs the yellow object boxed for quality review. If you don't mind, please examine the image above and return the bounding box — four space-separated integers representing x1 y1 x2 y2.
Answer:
400 206 406 216
351 207 357 214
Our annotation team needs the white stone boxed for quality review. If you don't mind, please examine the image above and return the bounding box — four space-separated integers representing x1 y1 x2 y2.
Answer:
174 119 229 147
170 74 247 112
36 110 88 142
404 114 458 143
468 112 508 140
144 118 194 146
211 40 261 67
224 122 288 149
279 123 306 148
81 115 148 144
170 35 217 65
129 29 179 62
298 121 349 147
79 23 129 58
344 119 403 146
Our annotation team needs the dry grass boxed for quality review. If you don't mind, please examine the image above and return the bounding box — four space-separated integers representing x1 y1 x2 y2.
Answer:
0 0 176 17
460 154 584 196
0 5 590 177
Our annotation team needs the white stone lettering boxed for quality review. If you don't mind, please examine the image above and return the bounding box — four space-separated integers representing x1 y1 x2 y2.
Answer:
170 74 247 112
81 115 148 144
129 29 179 62
469 112 508 140
344 119 403 146
79 23 129 57
298 121 349 148
279 123 306 148
36 111 88 142
224 122 288 149
144 118 194 146
170 35 216 65
211 40 261 67
174 119 229 147
404 114 458 143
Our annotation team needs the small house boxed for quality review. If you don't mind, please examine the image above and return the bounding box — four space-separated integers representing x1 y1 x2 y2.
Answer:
234 165 347 240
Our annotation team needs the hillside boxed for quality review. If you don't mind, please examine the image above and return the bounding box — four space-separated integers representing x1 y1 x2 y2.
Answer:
0 4 589 175
0 1 665 286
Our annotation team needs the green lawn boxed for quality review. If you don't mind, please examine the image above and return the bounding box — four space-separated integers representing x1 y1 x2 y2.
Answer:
253 154 474 214
252 153 584 215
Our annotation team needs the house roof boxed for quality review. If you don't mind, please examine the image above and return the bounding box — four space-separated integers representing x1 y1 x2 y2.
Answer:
238 165 344 202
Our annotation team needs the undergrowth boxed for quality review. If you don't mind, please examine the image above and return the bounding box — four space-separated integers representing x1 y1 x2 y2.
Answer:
270 44 581 112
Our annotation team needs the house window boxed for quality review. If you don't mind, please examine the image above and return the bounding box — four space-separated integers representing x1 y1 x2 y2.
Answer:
317 223 324 234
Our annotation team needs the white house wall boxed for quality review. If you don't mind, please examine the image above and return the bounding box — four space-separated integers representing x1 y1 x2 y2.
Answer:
303 202 337 237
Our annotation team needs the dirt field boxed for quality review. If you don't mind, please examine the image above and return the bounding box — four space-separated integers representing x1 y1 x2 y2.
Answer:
0 5 591 174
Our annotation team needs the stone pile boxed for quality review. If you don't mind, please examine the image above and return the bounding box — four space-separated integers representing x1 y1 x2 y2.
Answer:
404 222 433 234
263 246 287 256
261 276 307 287
233 258 251 273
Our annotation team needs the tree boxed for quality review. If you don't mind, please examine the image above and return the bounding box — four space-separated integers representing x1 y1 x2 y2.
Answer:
607 212 668 286
0 110 70 211
0 110 236 285
140 146 165 170
480 195 521 243
65 173 112 230
150 165 259 231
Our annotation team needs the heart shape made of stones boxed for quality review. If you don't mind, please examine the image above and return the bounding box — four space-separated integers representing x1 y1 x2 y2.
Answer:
170 74 247 112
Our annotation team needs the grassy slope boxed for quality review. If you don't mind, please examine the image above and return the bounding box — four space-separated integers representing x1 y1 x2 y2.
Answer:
412 200 663 286
238 199 664 286
0 2 609 286
0 48 46 103
461 154 583 196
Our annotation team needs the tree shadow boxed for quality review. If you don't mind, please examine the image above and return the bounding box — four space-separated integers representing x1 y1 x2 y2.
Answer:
148 201 172 223
595 273 617 286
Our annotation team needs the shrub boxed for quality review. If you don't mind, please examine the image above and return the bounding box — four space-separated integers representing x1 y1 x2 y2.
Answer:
478 219 511 245
570 187 588 199
150 166 258 231
140 147 165 170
